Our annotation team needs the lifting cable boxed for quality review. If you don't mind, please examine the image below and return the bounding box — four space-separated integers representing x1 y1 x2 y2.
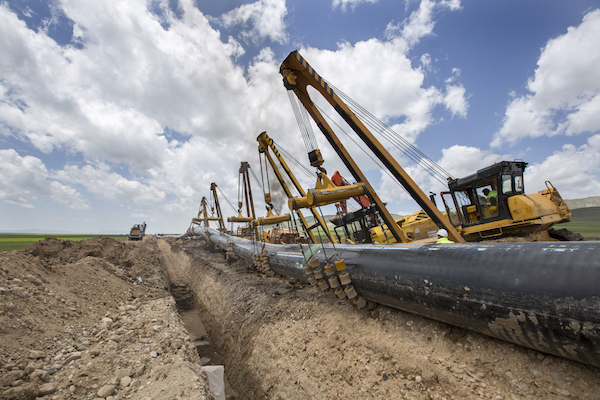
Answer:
324 80 453 184
248 164 264 194
288 91 319 153
216 186 237 214
273 141 315 181
314 102 408 192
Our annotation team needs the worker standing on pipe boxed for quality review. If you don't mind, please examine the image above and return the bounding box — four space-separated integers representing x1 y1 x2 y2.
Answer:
436 229 454 243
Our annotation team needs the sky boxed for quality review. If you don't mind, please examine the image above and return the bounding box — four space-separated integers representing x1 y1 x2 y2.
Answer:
1 0 599 234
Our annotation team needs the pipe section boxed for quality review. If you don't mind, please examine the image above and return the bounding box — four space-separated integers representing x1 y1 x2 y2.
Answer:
192 227 600 368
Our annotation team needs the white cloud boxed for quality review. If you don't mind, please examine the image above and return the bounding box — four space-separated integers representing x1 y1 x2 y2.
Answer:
332 0 377 12
0 0 469 231
0 149 88 210
524 134 600 198
297 30 465 155
52 162 166 207
221 0 288 45
443 84 468 118
385 0 461 46
0 0 291 228
493 9 600 147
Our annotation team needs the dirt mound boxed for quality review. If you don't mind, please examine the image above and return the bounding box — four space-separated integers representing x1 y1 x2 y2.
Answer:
25 236 168 290
0 236 213 400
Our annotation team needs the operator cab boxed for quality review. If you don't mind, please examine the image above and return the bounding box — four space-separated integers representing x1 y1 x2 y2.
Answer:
441 161 527 227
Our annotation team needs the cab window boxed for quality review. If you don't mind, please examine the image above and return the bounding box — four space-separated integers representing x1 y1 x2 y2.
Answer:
475 180 499 219
442 192 461 226
514 175 524 193
454 189 480 225
502 175 512 194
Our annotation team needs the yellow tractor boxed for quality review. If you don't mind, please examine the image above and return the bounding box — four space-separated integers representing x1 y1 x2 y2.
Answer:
371 161 571 242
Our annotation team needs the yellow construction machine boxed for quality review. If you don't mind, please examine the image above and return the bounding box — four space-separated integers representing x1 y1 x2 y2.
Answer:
280 50 571 243
371 161 571 242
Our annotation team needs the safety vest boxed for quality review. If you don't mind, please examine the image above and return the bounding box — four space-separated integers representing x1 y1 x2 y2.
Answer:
436 237 454 244
486 190 498 205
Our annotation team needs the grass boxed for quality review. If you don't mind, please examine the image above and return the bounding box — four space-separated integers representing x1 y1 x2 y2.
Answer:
560 207 600 238
0 234 128 252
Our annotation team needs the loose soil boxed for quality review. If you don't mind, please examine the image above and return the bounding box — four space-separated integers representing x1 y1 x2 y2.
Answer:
1 235 599 400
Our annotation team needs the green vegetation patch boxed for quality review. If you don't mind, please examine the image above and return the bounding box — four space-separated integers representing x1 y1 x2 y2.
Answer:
561 207 600 238
0 234 127 252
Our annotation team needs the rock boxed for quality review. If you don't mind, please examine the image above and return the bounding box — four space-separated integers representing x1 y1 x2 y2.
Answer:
130 379 141 390
97 384 116 398
25 275 43 286
133 365 145 377
107 340 118 350
108 334 121 342
120 376 132 388
150 351 158 358
63 352 82 365
0 370 24 387
1 383 37 399
44 366 58 375
116 367 133 379
101 317 114 326
77 341 91 350
29 369 50 383
28 350 45 359
90 348 101 357
23 364 35 375
37 382 56 396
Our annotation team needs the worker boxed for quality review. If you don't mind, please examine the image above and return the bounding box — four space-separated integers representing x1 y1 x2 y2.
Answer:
483 188 498 206
436 229 454 243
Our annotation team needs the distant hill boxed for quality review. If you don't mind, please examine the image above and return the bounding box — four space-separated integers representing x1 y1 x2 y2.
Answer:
561 207 600 239
565 196 600 210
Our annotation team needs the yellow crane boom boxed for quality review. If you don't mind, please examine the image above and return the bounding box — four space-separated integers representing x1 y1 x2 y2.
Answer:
279 50 465 243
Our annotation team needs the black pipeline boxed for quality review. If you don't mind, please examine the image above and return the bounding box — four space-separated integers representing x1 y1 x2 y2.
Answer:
194 227 600 368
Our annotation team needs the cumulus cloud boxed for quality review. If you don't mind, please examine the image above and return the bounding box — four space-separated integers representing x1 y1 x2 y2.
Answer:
52 162 167 207
0 0 468 231
295 0 465 148
385 0 461 46
221 0 288 45
332 0 377 12
0 149 88 209
493 9 600 147
524 134 600 197
0 0 284 221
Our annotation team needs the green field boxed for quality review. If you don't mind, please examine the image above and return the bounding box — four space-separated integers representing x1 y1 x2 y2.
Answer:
561 207 600 238
0 233 127 252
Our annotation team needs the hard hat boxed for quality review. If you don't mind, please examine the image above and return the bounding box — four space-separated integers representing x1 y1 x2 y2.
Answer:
437 229 448 237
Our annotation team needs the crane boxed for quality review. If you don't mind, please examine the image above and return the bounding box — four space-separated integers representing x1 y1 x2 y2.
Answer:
257 131 337 244
280 50 465 243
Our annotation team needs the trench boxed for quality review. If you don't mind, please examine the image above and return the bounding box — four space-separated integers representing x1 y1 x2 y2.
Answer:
155 236 600 400
157 239 243 399
169 282 225 366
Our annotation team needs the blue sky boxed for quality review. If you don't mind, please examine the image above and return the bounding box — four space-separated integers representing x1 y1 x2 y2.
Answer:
1 0 599 233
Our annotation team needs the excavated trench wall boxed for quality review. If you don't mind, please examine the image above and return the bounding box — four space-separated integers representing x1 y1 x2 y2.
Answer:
159 237 600 400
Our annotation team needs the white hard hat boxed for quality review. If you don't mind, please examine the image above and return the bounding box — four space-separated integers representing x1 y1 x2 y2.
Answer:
437 229 448 237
